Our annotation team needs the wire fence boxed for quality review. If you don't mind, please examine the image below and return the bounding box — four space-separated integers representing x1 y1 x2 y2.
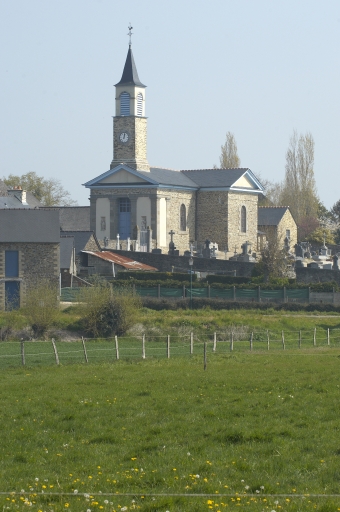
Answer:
1 327 340 369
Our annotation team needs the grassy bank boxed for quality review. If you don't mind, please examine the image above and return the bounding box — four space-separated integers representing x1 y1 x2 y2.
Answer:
1 352 340 511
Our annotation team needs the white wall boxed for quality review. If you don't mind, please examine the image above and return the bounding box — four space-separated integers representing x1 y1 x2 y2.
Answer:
136 197 151 231
96 197 110 240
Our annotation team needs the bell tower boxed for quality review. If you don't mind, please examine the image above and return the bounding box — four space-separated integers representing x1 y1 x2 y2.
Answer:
110 27 150 171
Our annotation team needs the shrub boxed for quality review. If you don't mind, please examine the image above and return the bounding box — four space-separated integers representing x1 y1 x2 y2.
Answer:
117 271 197 282
79 284 141 337
23 280 60 338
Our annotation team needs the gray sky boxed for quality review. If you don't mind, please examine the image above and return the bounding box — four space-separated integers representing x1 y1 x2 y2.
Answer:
1 0 339 208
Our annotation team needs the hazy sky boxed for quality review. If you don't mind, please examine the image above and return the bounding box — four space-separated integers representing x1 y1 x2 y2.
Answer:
1 0 339 208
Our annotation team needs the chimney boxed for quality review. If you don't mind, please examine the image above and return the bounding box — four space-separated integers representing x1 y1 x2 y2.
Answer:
8 187 28 204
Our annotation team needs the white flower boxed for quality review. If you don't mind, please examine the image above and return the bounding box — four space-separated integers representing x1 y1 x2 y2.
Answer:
195 474 200 478
245 485 250 490
121 508 127 512
187 452 191 456
74 489 78 494
256 489 260 493
35 478 39 482
260 485 264 489
86 509 91 512
104 500 108 504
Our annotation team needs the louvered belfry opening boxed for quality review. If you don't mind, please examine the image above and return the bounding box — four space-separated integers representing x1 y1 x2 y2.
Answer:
137 93 143 116
241 205 247 233
120 92 130 116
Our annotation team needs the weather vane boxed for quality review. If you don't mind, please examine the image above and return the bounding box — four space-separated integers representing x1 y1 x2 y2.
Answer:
128 24 133 47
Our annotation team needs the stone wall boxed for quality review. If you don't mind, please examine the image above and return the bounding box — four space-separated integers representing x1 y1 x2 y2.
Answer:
258 209 297 250
0 243 60 309
111 116 149 171
228 192 258 253
165 189 195 253
106 249 255 276
295 267 340 285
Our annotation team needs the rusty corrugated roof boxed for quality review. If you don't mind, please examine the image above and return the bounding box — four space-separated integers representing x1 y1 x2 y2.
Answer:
83 251 158 271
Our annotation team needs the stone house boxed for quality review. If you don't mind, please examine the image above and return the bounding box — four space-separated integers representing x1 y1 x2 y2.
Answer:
84 43 264 258
258 206 297 250
0 209 60 309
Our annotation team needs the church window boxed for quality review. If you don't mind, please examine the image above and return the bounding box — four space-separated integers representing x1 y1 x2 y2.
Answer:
119 197 131 212
180 204 186 231
137 93 143 116
120 92 130 116
240 206 247 233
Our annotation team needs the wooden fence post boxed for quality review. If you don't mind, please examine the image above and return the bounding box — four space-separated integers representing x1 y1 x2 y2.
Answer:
115 335 119 360
204 341 207 370
213 332 217 352
21 340 25 366
51 338 59 365
233 286 236 301
282 331 285 350
267 330 269 351
157 284 161 299
81 336 88 363
190 332 193 354
167 335 170 359
313 327 316 347
142 334 146 359
299 330 301 349
230 332 234 352
327 328 330 346
250 332 253 351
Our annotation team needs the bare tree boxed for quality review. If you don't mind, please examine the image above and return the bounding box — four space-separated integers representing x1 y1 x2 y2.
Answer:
259 231 292 282
216 132 240 168
279 131 318 225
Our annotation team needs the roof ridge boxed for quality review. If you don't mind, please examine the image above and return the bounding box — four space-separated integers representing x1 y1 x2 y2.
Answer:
258 206 289 208
181 167 248 172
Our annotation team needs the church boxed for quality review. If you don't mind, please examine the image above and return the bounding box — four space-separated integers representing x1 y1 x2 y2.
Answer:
84 40 265 258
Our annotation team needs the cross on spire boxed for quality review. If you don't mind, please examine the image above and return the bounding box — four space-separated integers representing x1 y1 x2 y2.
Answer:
128 24 133 47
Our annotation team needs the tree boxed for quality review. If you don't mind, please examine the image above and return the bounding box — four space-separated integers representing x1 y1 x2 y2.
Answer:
216 132 240 168
306 227 335 245
279 131 318 226
23 280 61 338
330 199 340 224
258 231 293 282
3 172 77 206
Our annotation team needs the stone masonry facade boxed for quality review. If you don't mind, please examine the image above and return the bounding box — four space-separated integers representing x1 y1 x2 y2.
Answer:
0 243 59 310
258 209 297 250
111 117 149 171
196 190 258 254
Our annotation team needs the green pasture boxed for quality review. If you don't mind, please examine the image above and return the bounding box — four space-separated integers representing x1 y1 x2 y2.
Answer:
1 352 340 511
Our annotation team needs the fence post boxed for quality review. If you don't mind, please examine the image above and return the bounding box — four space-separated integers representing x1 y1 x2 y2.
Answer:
208 285 211 298
183 285 186 299
204 341 207 370
282 331 285 350
213 332 217 352
250 332 253 351
133 283 136 296
142 334 146 359
230 332 234 352
115 335 119 360
299 330 301 348
258 286 261 303
308 287 311 303
283 286 287 303
313 327 316 347
233 286 236 301
267 330 269 351
158 284 161 299
51 338 60 365
21 340 25 366
190 332 194 354
81 336 88 363
327 328 330 346
167 335 170 358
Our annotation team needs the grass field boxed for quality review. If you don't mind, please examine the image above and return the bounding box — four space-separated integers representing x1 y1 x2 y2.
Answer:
1 350 340 511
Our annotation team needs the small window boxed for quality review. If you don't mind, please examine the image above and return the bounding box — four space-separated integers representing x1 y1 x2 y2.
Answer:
137 93 143 116
240 206 247 233
286 229 291 239
119 198 131 212
120 92 130 115
180 204 186 231
5 250 19 277
101 217 106 231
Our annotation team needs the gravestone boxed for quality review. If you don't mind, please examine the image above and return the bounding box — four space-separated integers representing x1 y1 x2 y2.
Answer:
168 230 179 256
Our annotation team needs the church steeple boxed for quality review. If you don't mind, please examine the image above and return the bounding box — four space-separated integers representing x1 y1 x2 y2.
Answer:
110 29 150 172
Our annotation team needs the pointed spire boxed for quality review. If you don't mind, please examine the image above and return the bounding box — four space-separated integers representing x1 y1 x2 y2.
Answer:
115 46 146 87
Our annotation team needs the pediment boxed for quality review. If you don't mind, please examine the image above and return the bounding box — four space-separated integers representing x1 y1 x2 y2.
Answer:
230 170 264 191
83 164 157 188
232 174 255 189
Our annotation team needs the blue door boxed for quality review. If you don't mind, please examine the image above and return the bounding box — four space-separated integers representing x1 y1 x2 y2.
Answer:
5 281 20 310
119 198 131 239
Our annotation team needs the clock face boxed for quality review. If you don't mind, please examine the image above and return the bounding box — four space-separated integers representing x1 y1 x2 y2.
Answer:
119 132 129 143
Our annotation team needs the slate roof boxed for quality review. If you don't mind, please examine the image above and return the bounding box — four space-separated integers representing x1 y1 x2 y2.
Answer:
0 209 60 242
83 251 157 271
181 168 251 188
0 191 41 209
60 236 74 269
140 168 198 188
59 207 90 232
258 206 290 226
115 47 146 87
62 231 100 255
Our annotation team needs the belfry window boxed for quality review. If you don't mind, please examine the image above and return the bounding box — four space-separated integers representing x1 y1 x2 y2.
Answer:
241 206 247 233
137 93 143 116
120 92 130 116
180 204 186 231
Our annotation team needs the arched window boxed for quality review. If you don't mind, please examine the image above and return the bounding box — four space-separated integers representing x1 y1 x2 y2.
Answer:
137 93 143 116
180 204 186 231
241 205 247 233
120 92 130 115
